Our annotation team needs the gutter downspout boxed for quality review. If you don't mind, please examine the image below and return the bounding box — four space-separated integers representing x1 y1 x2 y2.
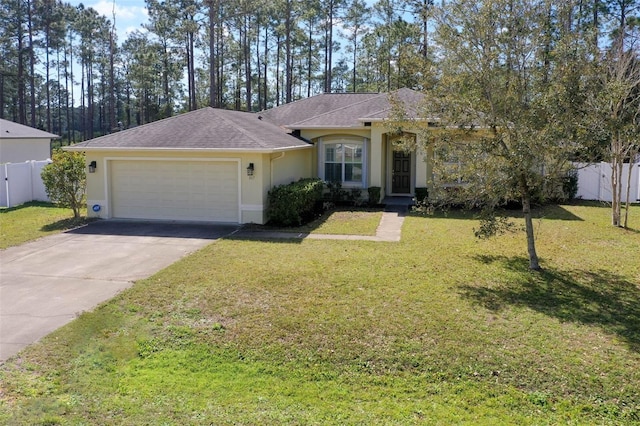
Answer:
270 152 286 188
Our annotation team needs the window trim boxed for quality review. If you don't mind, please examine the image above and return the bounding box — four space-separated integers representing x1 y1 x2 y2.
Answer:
318 136 368 188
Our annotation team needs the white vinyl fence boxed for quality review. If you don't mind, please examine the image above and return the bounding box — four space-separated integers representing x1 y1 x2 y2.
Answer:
1 160 52 208
574 162 640 202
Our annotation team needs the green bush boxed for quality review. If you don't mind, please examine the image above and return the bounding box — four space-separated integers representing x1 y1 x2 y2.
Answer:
41 150 86 218
414 187 429 204
562 168 579 201
538 168 580 204
367 186 381 206
324 181 348 203
268 178 324 226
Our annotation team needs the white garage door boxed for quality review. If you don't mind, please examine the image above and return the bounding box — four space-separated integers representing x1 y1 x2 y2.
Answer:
110 160 239 222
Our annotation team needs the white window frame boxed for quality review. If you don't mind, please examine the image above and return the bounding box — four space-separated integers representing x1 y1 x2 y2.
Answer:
318 136 368 188
434 147 466 187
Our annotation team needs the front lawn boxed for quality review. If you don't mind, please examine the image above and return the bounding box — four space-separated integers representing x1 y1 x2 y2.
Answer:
1 203 639 424
0 202 89 249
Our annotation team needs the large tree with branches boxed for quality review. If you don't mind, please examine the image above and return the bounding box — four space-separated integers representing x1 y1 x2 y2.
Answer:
418 0 591 270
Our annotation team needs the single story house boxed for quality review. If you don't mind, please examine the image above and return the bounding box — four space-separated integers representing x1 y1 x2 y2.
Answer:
66 88 430 224
0 119 58 164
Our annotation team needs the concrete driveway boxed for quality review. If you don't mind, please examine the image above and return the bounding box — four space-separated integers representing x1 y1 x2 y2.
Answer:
0 221 237 362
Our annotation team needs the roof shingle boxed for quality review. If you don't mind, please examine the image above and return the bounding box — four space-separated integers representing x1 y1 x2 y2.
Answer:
0 119 59 139
68 108 310 151
260 88 425 128
66 89 425 151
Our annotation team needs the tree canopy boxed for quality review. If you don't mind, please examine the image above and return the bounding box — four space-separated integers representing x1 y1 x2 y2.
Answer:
1 0 437 141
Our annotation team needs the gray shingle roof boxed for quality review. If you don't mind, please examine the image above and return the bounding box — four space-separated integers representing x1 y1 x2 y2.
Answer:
0 119 59 139
260 88 425 128
67 107 311 152
65 89 425 151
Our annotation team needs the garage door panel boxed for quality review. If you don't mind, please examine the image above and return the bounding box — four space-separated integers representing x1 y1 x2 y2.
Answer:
111 160 239 222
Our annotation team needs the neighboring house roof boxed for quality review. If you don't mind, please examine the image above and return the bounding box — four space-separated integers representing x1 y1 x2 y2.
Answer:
260 88 426 129
66 107 311 152
0 119 59 139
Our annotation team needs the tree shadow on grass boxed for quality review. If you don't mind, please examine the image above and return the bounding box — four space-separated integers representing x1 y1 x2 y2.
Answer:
462 255 640 352
40 217 92 232
409 204 585 221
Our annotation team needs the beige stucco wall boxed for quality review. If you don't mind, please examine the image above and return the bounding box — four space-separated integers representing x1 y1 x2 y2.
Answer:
0 138 52 163
299 124 430 200
81 148 312 225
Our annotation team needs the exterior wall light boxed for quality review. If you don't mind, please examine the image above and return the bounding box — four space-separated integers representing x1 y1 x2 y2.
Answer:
88 161 97 173
247 162 254 176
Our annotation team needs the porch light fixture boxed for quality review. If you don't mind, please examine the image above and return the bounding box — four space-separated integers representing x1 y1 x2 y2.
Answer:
247 162 254 176
88 161 97 173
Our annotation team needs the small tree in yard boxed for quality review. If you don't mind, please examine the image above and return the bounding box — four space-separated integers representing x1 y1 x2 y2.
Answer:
41 150 86 219
586 27 640 228
406 0 592 271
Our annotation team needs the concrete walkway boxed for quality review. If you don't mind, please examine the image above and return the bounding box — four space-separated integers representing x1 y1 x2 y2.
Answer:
232 205 407 242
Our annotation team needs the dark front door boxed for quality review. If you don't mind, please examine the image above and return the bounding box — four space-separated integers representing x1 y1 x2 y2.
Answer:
392 151 411 194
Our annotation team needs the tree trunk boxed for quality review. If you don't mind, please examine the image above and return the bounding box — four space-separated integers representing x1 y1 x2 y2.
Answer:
256 23 262 110
45 12 52 132
326 1 334 93
86 61 94 139
352 32 358 92
307 23 312 98
69 30 75 143
623 152 638 228
208 0 219 108
16 0 27 124
611 138 622 227
80 62 85 139
521 178 541 270
244 14 252 111
285 0 293 103
275 33 281 106
27 0 36 127
109 24 116 130
263 26 268 110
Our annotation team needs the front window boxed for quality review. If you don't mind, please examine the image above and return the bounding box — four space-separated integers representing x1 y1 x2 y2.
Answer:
320 137 366 186
435 145 465 186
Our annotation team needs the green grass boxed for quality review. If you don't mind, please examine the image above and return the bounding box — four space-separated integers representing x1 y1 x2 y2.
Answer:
0 202 89 249
1 203 639 424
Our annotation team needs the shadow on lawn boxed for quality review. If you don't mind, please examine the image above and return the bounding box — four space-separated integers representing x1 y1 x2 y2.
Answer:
410 204 584 221
40 216 92 232
461 255 640 352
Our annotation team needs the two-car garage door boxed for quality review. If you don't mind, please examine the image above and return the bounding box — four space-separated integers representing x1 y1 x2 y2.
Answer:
110 160 239 223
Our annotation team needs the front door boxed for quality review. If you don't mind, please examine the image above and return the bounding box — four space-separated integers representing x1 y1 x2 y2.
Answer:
392 150 411 194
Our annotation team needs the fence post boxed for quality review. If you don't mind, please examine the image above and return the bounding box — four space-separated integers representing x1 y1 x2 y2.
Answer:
29 160 35 202
2 164 8 207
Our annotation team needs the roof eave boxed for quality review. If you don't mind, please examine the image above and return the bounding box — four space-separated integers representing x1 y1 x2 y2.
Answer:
358 117 435 122
63 145 312 154
284 125 370 130
0 134 60 140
